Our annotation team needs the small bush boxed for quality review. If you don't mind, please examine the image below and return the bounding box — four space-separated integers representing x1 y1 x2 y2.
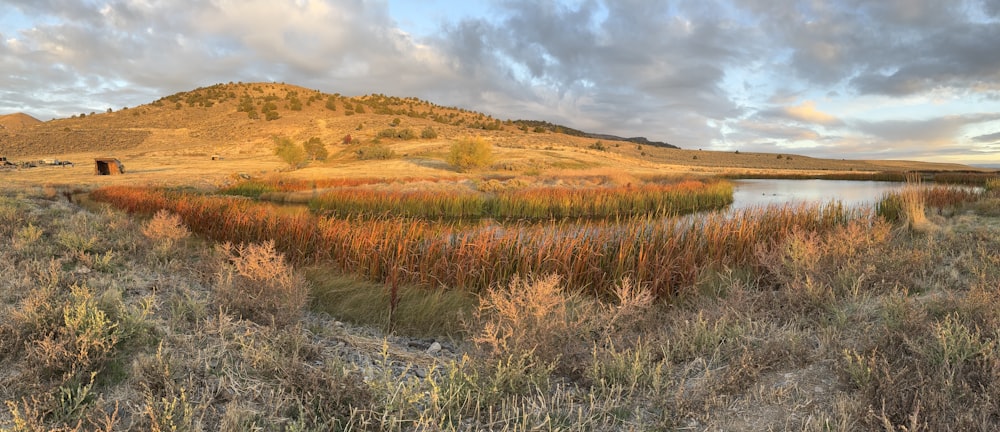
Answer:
447 137 494 172
985 178 1000 194
142 210 190 251
473 275 586 372
472 275 654 379
274 136 307 169
303 137 328 161
420 126 437 139
377 128 417 140
214 241 308 327
356 144 395 160
27 284 123 381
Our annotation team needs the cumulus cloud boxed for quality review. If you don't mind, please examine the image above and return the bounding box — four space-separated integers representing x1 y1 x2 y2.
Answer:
433 0 754 147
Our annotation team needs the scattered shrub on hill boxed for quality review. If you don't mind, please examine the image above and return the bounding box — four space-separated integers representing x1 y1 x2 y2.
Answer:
356 144 395 160
274 136 307 169
265 110 280 121
325 96 337 111
420 126 438 139
304 137 328 161
377 128 417 140
237 95 255 113
447 137 493 171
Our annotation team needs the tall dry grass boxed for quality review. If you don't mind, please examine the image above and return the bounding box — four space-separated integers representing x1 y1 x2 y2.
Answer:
308 179 733 220
221 176 461 198
10 169 1000 430
91 185 861 300
877 181 982 231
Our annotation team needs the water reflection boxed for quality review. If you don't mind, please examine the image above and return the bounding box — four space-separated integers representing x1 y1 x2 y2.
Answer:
731 179 903 210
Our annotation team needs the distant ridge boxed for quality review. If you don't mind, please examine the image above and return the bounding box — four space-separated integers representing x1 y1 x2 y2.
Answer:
0 113 42 132
511 120 679 149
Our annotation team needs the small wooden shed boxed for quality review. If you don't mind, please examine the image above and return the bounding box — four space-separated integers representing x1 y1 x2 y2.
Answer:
94 158 125 175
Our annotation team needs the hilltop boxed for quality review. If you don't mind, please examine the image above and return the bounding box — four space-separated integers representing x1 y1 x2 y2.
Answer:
0 112 42 132
0 82 986 187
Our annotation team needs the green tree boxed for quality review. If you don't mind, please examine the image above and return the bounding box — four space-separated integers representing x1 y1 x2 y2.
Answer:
274 136 307 169
303 137 328 161
447 137 493 172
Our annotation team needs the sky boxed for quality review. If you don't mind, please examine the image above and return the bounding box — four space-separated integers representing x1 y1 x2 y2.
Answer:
2 0 1000 165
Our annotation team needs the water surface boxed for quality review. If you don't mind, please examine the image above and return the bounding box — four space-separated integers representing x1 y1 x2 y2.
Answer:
731 179 903 210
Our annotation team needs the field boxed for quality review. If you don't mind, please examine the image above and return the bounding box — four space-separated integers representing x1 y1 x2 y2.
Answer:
3 82 1000 430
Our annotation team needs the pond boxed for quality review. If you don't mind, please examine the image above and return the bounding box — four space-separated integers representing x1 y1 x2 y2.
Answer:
730 179 904 210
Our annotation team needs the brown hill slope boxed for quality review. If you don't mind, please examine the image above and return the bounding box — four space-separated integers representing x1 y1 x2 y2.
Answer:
0 112 42 132
0 82 984 187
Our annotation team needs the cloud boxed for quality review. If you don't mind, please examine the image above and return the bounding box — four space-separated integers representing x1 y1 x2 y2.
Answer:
853 113 1000 144
734 120 822 142
434 0 755 147
972 131 1000 143
1 0 999 164
780 101 841 126
736 0 1000 98
0 0 458 116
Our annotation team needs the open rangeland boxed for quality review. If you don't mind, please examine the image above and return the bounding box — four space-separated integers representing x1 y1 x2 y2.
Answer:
2 83 1000 431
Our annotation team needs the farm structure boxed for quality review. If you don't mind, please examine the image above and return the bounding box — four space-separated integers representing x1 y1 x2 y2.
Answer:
94 158 125 175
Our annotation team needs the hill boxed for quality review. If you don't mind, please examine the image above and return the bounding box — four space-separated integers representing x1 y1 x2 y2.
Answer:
0 82 987 188
0 112 42 132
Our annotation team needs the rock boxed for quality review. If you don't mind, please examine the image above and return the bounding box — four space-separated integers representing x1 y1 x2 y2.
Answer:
415 368 427 378
427 342 442 355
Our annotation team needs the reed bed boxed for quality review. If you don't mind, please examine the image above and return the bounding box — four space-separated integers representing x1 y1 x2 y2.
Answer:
986 178 1000 193
931 172 1000 186
309 189 487 219
309 180 733 220
876 185 982 223
221 176 461 198
92 186 862 300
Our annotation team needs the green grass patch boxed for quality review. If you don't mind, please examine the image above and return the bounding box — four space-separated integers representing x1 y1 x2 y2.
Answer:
306 268 475 337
